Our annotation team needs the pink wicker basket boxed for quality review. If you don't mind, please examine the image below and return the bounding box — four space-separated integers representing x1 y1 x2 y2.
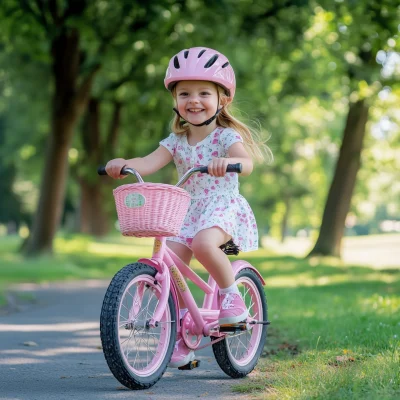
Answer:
113 183 191 237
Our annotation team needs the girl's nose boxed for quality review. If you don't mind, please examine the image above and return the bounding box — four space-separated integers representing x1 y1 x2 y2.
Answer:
188 96 199 104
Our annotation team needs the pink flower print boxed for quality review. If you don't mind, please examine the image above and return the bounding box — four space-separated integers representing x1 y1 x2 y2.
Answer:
231 199 235 204
216 208 221 211
212 138 218 144
215 180 219 184
235 135 241 140
211 151 218 157
211 186 215 190
191 216 197 223
179 160 183 164
204 188 209 195
230 173 234 177
225 176 230 182
198 154 203 160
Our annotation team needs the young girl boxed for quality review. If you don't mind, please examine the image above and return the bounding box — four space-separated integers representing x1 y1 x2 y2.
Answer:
105 47 271 368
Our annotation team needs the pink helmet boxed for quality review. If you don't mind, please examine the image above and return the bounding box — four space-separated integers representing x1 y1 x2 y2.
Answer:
164 47 236 100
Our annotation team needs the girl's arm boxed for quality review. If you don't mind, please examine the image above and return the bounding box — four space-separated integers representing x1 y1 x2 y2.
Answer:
106 146 173 179
208 142 253 177
227 142 253 176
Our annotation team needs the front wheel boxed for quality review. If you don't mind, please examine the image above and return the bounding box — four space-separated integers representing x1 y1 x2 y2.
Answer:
100 262 177 390
212 268 268 378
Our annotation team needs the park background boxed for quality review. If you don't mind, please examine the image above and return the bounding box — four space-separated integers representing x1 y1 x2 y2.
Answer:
0 1 399 399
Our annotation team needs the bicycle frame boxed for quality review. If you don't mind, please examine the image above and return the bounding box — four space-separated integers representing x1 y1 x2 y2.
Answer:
138 235 265 337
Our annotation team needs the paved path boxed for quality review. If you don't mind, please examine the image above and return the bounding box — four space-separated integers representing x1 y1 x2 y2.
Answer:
0 280 253 400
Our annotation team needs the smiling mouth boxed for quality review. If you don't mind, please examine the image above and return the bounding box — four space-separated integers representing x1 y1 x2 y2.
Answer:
187 109 204 113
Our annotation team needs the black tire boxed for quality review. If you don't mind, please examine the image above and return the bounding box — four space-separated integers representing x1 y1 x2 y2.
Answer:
212 268 268 378
100 262 177 390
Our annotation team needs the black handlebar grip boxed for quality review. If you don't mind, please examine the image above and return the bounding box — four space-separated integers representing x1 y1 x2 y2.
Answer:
97 165 129 176
97 166 107 175
226 163 242 173
198 163 242 174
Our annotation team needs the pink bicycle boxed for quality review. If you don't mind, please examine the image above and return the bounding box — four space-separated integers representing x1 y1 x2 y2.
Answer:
98 164 269 390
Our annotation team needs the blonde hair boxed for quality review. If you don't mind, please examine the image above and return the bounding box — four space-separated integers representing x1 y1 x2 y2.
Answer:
170 85 273 164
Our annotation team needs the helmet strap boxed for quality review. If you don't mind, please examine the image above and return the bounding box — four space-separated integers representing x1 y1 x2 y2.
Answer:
172 107 222 127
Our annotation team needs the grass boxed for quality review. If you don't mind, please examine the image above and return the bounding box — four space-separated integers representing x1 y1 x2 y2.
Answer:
233 255 400 399
0 234 399 399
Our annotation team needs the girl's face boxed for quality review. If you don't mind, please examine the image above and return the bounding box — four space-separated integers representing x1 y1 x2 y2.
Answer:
175 81 220 126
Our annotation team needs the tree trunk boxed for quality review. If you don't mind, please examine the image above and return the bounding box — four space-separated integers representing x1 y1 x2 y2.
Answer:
24 122 75 255
79 180 110 236
24 28 97 256
308 99 369 257
77 99 122 236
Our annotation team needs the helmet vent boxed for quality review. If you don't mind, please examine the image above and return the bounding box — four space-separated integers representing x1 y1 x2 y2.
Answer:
184 50 189 59
222 62 230 68
174 56 180 69
204 55 219 68
198 49 206 58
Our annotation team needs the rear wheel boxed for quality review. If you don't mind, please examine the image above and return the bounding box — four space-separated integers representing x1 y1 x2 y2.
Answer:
212 268 268 378
100 262 177 390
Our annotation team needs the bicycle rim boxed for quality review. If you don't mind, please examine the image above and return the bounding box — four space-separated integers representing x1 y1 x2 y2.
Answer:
117 274 173 377
225 276 263 366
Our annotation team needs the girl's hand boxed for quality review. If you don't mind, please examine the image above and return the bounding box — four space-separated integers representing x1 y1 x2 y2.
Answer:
207 157 230 177
105 158 128 179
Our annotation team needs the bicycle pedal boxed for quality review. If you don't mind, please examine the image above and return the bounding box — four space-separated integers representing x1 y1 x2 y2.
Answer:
219 322 247 333
178 359 201 370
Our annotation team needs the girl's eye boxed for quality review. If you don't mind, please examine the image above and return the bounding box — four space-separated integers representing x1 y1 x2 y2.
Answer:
201 92 211 95
179 92 188 96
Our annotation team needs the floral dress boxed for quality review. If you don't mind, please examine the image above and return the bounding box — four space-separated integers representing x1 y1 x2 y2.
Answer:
159 126 258 252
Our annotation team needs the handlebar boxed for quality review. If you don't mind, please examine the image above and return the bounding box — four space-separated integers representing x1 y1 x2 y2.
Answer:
97 163 242 188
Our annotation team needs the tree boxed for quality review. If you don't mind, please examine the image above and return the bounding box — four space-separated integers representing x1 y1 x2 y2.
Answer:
309 2 400 257
1 0 159 255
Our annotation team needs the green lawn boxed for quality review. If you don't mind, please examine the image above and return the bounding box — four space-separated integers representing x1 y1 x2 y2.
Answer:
0 234 399 399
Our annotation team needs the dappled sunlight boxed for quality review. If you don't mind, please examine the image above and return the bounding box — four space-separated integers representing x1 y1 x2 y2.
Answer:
86 241 153 258
360 293 400 315
11 280 108 291
267 271 399 288
0 323 102 366
66 337 101 347
2 346 99 357
0 322 98 332
73 329 99 337
262 234 400 269
0 357 48 365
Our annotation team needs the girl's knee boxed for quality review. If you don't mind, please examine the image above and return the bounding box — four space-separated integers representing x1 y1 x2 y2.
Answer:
192 235 222 257
191 235 214 257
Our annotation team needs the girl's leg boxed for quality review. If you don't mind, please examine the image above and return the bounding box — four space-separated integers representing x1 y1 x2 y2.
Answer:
191 227 234 288
192 227 248 325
